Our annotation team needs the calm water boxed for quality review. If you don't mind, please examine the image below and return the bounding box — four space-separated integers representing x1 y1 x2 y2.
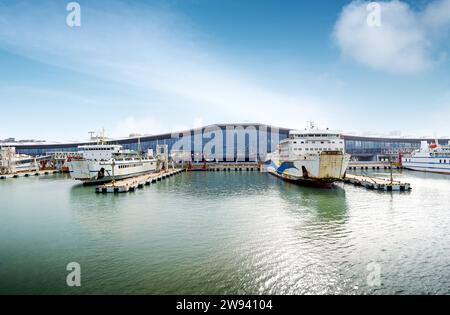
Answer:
0 170 449 295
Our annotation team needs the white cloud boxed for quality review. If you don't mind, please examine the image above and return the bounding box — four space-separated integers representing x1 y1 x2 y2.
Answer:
333 0 450 74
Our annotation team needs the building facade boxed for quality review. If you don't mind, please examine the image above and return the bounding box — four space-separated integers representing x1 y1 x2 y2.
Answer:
7 123 449 162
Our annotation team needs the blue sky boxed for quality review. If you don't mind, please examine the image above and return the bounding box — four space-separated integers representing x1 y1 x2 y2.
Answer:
1 0 450 141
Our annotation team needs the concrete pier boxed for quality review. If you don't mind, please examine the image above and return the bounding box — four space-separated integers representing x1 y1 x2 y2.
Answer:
95 169 184 193
347 162 401 171
342 173 411 191
0 169 61 180
184 163 259 172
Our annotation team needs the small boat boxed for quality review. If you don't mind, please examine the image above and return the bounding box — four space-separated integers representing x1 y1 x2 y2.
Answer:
0 147 39 174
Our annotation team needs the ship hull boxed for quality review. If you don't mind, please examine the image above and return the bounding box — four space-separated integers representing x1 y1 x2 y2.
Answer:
268 171 335 188
402 157 450 175
265 152 350 188
68 159 157 185
402 165 450 175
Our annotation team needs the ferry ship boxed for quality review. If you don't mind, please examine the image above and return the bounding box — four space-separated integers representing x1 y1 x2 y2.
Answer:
68 144 157 184
402 140 450 174
264 126 350 187
1 146 39 175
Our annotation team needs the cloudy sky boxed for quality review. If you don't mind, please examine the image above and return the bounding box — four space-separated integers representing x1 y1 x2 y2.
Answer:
1 0 450 141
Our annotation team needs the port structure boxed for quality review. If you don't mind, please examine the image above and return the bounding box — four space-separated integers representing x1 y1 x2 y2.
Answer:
95 168 184 193
342 173 411 191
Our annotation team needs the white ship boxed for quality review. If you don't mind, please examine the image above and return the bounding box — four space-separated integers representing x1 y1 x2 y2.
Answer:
402 140 450 174
68 144 157 184
1 147 39 175
264 126 350 187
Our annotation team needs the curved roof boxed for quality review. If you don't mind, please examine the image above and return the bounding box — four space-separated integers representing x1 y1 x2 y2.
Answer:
5 123 450 150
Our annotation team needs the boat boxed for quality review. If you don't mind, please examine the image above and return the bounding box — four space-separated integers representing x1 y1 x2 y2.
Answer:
68 144 157 184
1 146 39 174
402 140 450 174
264 125 350 187
0 147 16 175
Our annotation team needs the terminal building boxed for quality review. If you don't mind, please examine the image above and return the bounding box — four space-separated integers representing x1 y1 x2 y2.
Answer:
6 123 448 162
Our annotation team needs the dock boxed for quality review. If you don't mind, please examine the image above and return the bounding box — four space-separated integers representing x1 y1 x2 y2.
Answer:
342 173 411 191
347 162 401 171
183 162 259 172
0 169 61 180
95 169 184 193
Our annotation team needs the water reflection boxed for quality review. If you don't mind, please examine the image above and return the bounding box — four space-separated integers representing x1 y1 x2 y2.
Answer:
275 180 348 222
1 170 444 294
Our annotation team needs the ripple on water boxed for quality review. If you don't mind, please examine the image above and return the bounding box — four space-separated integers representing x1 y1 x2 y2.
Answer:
1 171 450 294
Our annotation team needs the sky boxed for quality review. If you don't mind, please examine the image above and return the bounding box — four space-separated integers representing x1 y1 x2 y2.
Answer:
0 0 450 141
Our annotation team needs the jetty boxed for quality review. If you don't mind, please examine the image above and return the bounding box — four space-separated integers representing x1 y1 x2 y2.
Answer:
342 173 411 191
95 169 184 193
347 162 401 171
182 162 259 172
0 169 61 180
